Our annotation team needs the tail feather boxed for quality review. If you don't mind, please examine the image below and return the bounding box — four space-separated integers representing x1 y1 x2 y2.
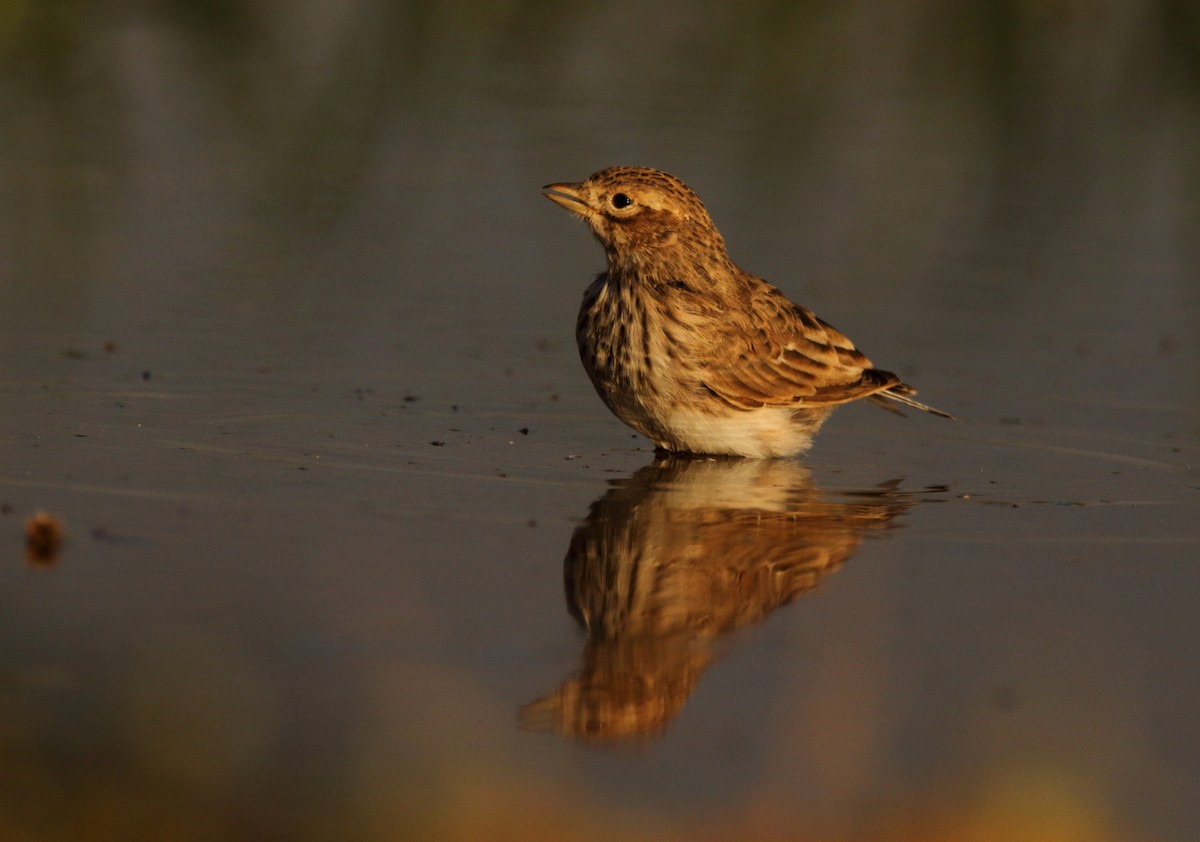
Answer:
870 385 956 421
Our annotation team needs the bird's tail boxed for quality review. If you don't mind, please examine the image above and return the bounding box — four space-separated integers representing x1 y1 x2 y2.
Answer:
871 384 956 420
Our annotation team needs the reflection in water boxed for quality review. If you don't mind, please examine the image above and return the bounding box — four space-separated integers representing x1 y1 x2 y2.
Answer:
523 457 928 745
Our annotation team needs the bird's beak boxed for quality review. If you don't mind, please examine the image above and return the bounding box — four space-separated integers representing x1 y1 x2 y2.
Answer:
542 182 592 217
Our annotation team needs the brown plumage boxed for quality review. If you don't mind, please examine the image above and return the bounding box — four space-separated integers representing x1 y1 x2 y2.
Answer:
543 166 952 458
519 457 915 743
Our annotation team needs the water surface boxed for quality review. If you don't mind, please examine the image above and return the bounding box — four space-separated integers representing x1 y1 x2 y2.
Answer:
2 2 1198 840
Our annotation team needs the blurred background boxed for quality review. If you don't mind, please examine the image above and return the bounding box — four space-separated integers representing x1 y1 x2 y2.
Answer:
1 1 1198 840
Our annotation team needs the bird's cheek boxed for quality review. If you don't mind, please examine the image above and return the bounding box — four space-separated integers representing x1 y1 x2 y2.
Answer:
586 217 611 241
602 223 632 248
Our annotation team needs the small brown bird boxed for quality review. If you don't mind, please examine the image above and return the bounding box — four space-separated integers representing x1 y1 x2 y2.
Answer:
544 166 952 458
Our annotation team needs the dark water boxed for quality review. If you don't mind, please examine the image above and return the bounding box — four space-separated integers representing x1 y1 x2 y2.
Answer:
2 2 1198 839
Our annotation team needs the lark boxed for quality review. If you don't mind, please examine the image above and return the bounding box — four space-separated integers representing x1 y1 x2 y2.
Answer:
543 166 952 458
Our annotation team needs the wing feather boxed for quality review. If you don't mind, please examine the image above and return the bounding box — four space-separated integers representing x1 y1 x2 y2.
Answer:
698 284 898 410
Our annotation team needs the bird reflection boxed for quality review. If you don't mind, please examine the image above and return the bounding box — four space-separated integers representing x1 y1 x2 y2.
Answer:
522 456 925 745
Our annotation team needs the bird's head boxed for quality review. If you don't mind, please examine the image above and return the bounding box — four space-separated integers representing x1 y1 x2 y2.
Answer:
543 166 727 270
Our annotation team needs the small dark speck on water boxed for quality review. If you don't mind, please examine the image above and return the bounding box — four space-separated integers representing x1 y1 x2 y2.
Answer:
26 513 65 566
518 428 529 435
429 441 447 447
142 370 151 381
403 395 420 403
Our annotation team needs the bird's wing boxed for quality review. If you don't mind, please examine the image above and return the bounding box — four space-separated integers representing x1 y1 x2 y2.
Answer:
697 285 901 411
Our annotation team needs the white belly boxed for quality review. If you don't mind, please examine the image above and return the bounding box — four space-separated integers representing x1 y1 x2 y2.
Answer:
635 404 831 459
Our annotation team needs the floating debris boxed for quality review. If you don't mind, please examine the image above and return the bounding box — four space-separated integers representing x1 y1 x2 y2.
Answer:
25 512 64 567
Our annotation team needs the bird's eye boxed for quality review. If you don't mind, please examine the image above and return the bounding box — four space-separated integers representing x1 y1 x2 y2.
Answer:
611 193 634 209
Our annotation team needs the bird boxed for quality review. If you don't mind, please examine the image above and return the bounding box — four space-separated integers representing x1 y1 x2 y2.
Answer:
543 166 952 458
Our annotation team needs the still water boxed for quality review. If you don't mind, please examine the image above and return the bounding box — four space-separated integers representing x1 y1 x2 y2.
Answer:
2 2 1198 839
